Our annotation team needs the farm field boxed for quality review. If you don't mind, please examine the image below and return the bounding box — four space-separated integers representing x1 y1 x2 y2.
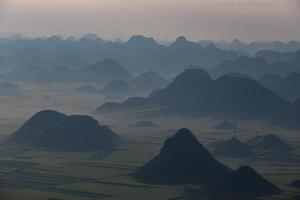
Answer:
0 83 299 200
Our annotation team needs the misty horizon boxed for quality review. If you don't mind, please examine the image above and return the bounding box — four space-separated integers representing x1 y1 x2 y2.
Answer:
1 33 300 45
0 0 300 42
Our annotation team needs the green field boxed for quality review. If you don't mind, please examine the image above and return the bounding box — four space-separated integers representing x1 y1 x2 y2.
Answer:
0 82 299 200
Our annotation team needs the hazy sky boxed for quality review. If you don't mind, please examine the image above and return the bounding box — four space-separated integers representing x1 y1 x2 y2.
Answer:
0 0 299 42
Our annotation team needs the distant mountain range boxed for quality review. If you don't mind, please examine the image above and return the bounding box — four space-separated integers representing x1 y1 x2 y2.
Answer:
0 35 299 78
0 35 240 75
200 39 300 55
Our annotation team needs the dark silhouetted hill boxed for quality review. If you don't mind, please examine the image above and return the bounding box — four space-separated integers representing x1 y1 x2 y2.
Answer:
150 69 289 118
96 68 290 119
5 110 120 151
206 166 280 199
131 128 231 184
149 69 213 113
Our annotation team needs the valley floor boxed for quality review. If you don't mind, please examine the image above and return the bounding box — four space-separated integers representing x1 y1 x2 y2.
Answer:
0 82 299 200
